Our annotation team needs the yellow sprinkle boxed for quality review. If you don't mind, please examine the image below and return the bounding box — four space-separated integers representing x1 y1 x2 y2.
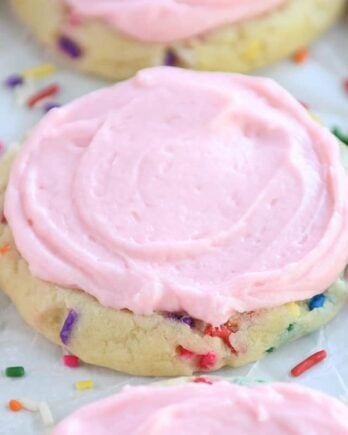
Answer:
287 302 301 318
242 41 262 62
309 112 322 124
22 63 56 79
75 380 94 391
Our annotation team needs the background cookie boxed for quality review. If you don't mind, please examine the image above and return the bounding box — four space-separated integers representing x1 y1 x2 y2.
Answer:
10 0 346 80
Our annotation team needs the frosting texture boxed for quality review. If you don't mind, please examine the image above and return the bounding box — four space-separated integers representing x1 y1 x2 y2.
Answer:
5 67 348 325
65 0 286 42
52 381 348 434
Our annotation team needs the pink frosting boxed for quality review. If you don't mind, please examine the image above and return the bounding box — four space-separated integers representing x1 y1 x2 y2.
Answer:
64 0 286 42
52 381 348 434
5 67 348 325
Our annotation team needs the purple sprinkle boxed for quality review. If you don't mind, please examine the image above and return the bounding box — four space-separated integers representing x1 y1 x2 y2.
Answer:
43 102 61 113
166 312 195 328
180 315 195 328
4 74 24 88
60 308 78 345
163 50 177 66
57 35 82 59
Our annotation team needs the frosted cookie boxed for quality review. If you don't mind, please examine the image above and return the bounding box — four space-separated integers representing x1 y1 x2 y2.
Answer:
1 67 348 376
10 0 345 80
52 380 348 434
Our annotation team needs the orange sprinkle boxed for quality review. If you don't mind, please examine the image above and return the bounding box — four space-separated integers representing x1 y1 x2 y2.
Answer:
9 400 22 412
293 48 309 64
0 244 11 255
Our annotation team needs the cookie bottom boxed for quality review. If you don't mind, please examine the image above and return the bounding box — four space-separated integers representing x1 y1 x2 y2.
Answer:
1 149 347 376
10 0 345 80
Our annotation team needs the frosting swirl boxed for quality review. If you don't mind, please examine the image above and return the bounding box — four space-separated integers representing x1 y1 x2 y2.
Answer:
5 67 348 325
65 0 286 42
52 381 348 434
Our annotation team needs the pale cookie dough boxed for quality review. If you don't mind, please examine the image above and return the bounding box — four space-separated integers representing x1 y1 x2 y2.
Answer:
10 0 346 80
0 150 347 376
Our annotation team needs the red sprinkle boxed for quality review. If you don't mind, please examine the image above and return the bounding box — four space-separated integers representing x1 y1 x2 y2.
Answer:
63 355 79 368
343 79 348 94
27 84 60 108
177 346 195 359
198 352 217 370
290 350 327 377
204 325 236 353
293 48 309 64
9 400 22 412
193 377 213 385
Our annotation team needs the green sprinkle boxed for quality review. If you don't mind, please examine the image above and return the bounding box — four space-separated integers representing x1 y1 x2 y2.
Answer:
266 347 275 353
331 126 348 145
5 366 25 378
287 323 294 332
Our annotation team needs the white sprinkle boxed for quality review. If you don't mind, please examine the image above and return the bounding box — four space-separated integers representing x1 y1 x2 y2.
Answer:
20 398 39 412
39 401 55 426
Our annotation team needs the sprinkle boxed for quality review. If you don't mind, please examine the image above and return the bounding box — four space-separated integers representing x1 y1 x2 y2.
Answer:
343 79 348 94
193 377 213 384
27 84 60 108
198 352 217 370
204 325 236 353
8 400 22 412
43 102 61 113
58 35 82 59
332 126 348 145
287 323 294 332
266 347 275 353
67 12 83 27
22 63 56 79
167 313 195 328
299 101 309 110
5 366 25 377
308 294 326 310
20 398 39 412
177 346 195 359
292 48 309 64
63 355 79 368
75 379 94 390
60 308 78 345
0 244 11 255
163 49 177 66
4 74 24 88
290 350 327 377
39 401 55 426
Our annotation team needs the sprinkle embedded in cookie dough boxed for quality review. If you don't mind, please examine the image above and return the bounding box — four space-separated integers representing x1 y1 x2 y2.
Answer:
292 47 309 64
57 35 82 59
163 49 177 66
8 400 23 412
198 352 217 370
290 350 327 377
204 325 236 353
287 323 295 332
0 245 11 255
4 74 23 88
332 126 348 145
308 294 326 310
63 355 80 368
177 346 195 359
75 379 94 390
27 84 60 108
167 313 195 328
60 308 78 345
5 366 25 377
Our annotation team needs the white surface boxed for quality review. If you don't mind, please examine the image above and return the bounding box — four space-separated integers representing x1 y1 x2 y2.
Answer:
1 2 348 433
